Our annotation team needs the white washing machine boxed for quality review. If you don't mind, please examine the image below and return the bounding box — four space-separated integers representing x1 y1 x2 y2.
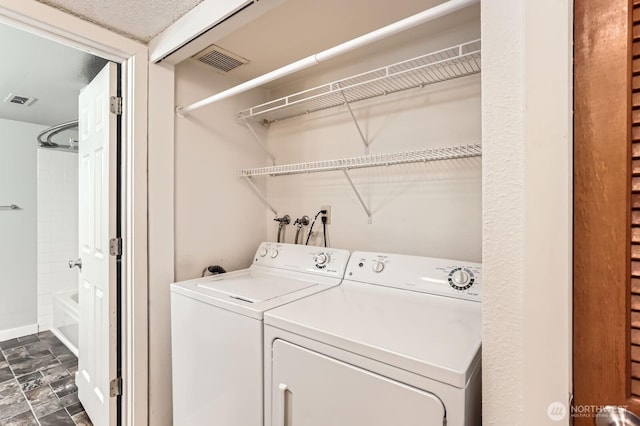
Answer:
170 242 350 426
264 251 482 426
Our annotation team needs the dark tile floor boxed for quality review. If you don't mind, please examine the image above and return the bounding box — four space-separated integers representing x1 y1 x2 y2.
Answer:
0 331 92 425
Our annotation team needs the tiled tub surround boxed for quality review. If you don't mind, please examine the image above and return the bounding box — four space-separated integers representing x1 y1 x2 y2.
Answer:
0 331 91 425
37 148 79 335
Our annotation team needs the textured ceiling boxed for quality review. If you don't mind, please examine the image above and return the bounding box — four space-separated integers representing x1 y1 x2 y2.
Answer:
36 0 205 42
0 22 108 128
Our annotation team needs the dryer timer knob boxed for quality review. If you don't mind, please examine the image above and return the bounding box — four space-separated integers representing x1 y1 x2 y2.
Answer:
451 270 470 286
372 260 385 273
448 268 474 291
270 249 279 258
259 247 268 257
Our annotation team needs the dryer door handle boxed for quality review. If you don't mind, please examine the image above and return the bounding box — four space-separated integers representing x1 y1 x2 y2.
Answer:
278 383 289 426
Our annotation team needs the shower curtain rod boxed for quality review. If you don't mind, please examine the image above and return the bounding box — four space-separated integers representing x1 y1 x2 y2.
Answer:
37 120 78 147
176 0 479 117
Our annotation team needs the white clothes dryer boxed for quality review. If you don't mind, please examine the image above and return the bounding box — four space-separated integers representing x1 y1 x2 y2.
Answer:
263 251 482 426
170 242 350 426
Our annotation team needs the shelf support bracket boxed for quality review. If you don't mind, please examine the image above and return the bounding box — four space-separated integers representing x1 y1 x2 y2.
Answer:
338 86 370 154
342 169 372 224
243 119 276 165
243 176 278 217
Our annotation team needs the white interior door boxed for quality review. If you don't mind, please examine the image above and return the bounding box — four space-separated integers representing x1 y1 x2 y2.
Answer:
77 62 118 426
271 339 445 426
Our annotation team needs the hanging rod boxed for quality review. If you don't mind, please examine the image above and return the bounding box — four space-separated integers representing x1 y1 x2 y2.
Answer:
238 144 481 177
37 120 78 147
176 0 479 117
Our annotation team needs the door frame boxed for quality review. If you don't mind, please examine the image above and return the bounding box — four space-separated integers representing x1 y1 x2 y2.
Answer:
0 2 149 425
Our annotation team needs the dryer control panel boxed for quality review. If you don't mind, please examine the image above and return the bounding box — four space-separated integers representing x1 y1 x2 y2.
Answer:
253 242 350 279
345 251 481 302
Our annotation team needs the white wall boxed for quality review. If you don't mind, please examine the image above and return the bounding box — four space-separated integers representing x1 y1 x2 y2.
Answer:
482 0 572 424
174 61 269 282
36 148 78 328
263 18 481 261
148 62 175 426
148 60 268 426
0 118 40 337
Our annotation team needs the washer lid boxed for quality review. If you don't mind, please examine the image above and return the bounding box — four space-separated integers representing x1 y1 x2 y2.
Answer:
197 273 317 303
171 268 341 320
264 281 481 389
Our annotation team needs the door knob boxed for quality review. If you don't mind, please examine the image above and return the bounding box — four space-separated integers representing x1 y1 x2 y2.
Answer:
68 258 82 270
596 406 640 426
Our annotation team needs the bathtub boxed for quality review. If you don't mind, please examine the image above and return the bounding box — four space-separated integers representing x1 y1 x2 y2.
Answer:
51 290 79 356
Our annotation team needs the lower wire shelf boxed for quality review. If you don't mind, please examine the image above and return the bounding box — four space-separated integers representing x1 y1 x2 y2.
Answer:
238 143 482 224
238 143 481 177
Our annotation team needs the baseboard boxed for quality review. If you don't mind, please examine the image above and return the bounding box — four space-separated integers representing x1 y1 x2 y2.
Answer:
0 323 39 342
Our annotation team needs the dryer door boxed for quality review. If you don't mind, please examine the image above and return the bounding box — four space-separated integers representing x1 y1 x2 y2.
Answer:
271 339 445 426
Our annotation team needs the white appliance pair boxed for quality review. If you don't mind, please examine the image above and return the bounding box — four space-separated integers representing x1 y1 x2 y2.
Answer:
170 242 481 426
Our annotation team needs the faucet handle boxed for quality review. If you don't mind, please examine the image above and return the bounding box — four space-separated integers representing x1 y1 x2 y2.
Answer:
274 215 291 225
294 215 310 227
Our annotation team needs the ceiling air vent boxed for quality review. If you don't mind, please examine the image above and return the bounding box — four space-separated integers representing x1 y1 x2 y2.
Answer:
4 93 37 106
192 45 249 72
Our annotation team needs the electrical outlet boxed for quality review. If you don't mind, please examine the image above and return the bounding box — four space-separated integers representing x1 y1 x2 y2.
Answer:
321 205 331 224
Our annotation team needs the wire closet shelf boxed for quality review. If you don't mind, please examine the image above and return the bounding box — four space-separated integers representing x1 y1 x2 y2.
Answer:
237 39 481 124
238 143 481 177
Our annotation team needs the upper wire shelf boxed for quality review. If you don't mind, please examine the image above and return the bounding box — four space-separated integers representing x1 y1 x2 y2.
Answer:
237 39 481 124
238 143 481 177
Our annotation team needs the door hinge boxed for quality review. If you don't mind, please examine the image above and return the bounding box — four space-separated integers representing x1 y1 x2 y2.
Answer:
110 377 122 397
109 237 122 256
110 96 122 115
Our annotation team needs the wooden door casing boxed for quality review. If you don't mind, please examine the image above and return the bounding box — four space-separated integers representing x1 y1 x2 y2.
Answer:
573 0 638 422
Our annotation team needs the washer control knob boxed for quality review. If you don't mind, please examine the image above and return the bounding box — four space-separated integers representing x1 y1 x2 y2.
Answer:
372 260 385 273
270 249 279 258
452 270 470 286
448 268 475 290
259 247 268 257
314 253 330 267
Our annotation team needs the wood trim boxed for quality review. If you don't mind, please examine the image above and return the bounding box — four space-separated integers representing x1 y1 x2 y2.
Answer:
632 1 640 402
574 0 631 421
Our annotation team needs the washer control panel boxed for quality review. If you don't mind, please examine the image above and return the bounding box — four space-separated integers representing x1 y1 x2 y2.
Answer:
253 242 350 278
345 251 481 302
